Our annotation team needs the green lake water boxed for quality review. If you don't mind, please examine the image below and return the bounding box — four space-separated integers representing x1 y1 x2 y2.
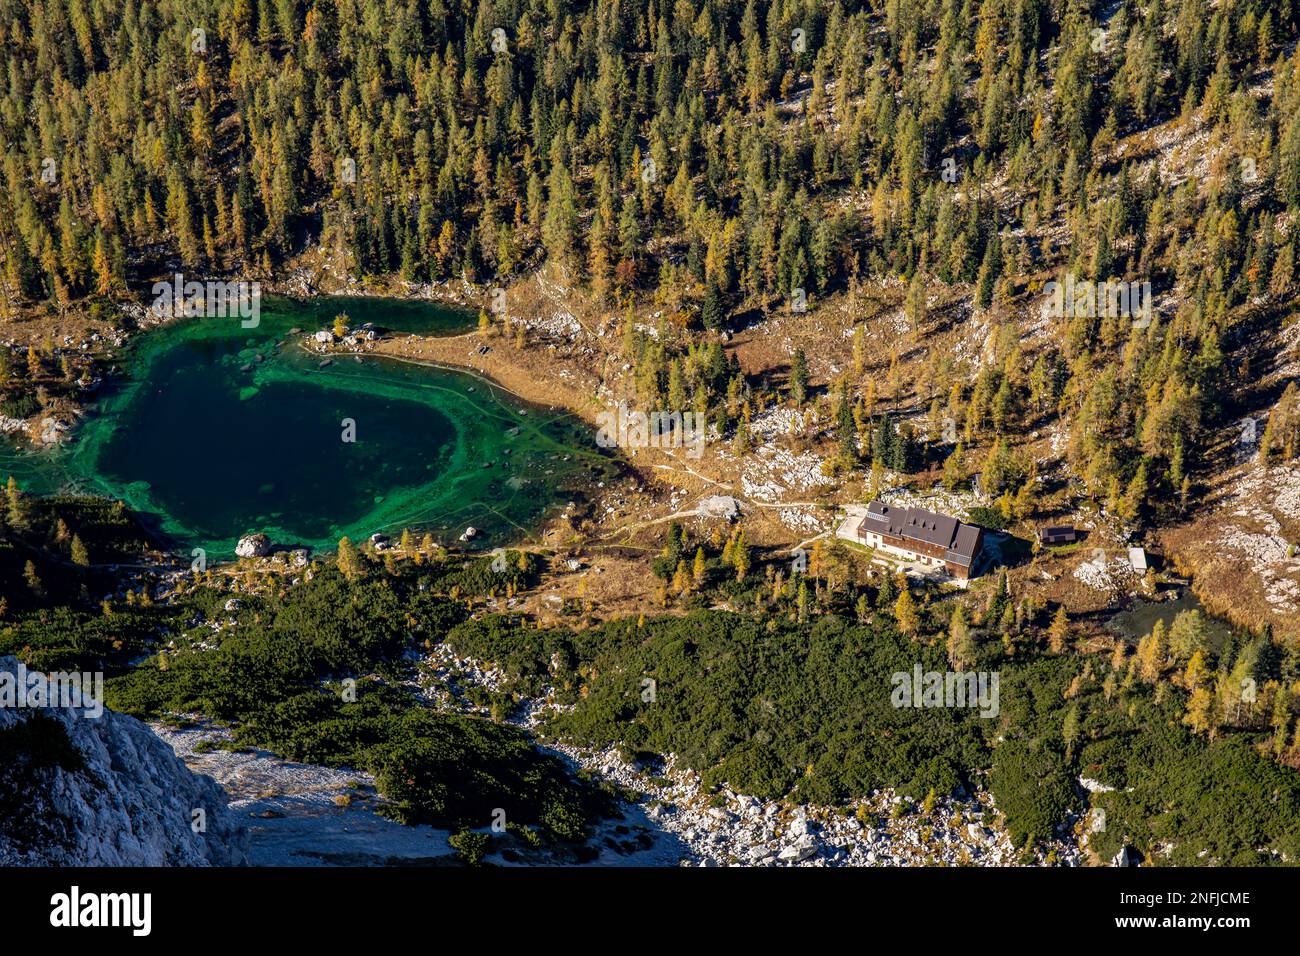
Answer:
0 296 615 559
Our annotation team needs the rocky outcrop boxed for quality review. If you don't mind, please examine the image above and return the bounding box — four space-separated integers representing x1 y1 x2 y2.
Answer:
0 657 247 866
1113 845 1143 867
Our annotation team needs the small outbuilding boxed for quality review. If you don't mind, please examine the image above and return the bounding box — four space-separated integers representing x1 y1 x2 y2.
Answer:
1039 525 1078 546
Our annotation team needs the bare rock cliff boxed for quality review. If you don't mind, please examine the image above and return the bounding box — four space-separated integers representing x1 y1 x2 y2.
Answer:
0 656 247 866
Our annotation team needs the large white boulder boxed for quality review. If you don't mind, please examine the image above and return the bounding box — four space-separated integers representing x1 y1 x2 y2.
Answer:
235 533 271 558
778 837 818 862
697 495 741 520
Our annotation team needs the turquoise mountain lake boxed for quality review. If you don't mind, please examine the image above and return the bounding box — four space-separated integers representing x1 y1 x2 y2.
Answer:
0 296 615 559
